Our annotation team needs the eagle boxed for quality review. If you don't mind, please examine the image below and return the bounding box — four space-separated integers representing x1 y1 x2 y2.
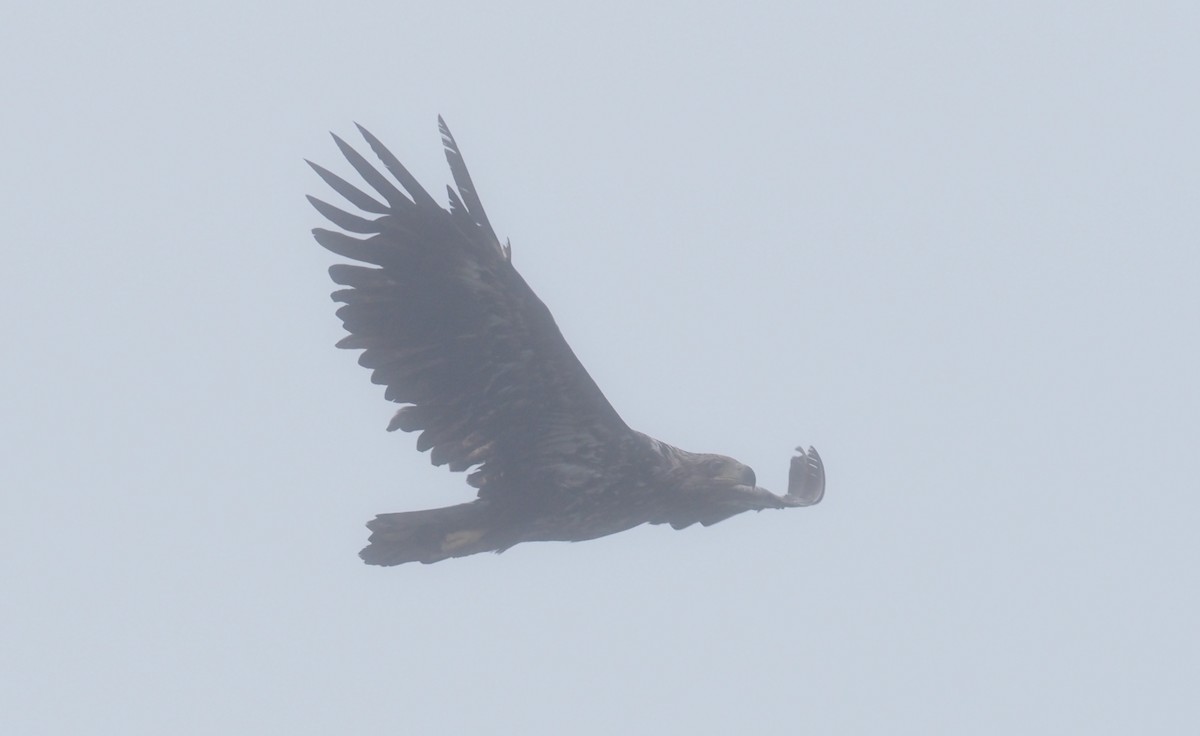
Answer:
306 119 825 566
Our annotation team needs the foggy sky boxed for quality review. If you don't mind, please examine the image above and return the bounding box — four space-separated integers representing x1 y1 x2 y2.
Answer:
4 2 1198 733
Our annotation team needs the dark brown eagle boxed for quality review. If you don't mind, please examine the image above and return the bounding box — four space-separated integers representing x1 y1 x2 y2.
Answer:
307 119 825 566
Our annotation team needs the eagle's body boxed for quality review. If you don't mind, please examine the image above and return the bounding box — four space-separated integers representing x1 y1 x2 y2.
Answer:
307 120 824 565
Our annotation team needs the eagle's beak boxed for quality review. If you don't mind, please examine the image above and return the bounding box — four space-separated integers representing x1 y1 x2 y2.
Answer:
713 465 757 488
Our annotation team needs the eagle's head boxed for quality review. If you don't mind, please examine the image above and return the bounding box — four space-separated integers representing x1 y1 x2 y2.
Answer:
663 451 765 527
693 453 758 492
657 445 823 530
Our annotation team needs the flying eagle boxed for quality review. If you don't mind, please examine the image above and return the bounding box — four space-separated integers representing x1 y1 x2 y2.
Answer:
307 119 824 566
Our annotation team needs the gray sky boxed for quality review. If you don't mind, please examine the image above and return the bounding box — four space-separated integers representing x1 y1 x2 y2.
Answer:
4 1 1198 733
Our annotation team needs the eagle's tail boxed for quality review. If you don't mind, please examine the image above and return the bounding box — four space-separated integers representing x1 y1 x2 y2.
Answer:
359 500 506 566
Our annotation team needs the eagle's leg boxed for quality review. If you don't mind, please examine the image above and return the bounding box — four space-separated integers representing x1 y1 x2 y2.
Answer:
360 500 510 566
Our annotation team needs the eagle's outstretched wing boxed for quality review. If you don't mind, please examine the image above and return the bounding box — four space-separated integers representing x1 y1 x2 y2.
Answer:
306 120 630 501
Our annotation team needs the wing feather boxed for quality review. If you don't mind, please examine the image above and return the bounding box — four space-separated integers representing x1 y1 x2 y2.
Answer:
354 123 439 209
306 196 377 234
313 230 403 267
306 161 390 215
330 133 413 212
438 116 496 242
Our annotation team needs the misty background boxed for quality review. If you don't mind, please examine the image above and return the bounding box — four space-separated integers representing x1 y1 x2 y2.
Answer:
3 2 1197 733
